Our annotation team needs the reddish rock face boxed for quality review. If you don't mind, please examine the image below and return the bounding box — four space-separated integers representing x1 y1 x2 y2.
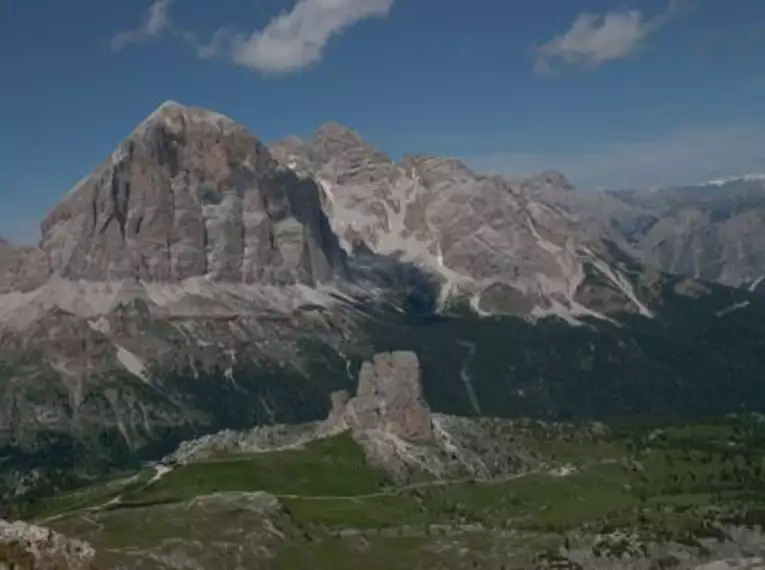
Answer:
38 102 346 285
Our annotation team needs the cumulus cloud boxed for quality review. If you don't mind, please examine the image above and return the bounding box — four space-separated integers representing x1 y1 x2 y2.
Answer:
466 122 765 190
111 0 176 52
531 0 686 74
204 0 395 74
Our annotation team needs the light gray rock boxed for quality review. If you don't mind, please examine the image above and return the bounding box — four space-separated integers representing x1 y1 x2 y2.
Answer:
535 176 765 289
344 351 432 442
0 518 97 569
162 352 433 465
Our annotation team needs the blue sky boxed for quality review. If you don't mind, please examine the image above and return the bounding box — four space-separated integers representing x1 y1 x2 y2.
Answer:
1 0 764 244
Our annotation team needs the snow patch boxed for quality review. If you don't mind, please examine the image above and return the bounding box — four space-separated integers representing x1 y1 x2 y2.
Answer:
704 173 765 186
716 301 751 317
318 178 337 208
115 345 149 383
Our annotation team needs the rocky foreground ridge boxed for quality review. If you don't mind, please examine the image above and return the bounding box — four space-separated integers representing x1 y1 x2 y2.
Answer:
0 518 97 569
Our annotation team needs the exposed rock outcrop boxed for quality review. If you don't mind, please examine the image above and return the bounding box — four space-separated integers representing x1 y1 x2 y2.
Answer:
163 351 531 483
0 519 97 569
343 351 433 442
164 351 434 465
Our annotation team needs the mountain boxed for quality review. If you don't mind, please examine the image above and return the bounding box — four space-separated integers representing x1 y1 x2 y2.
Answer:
270 126 654 319
41 101 347 285
522 173 765 289
610 177 765 287
0 102 764 509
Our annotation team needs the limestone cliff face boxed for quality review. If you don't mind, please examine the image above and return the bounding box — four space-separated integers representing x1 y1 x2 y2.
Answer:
0 103 353 505
40 102 346 286
163 350 532 483
343 351 433 443
271 127 656 318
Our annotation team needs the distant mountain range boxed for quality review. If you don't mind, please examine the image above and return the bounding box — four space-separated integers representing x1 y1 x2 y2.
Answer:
1 102 764 504
522 171 765 290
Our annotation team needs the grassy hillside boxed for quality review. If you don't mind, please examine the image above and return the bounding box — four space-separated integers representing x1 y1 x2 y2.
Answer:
12 415 765 569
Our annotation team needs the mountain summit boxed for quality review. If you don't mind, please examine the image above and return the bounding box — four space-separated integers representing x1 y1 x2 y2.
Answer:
40 101 346 286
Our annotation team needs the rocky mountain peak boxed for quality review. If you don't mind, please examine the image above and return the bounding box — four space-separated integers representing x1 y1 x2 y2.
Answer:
37 104 346 285
522 170 576 191
400 154 478 188
311 122 391 171
131 100 238 137
0 101 668 324
314 122 366 145
267 120 657 319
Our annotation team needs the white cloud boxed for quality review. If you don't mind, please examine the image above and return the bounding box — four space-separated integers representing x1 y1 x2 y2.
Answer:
204 0 395 74
531 1 685 74
466 123 765 190
111 0 176 52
